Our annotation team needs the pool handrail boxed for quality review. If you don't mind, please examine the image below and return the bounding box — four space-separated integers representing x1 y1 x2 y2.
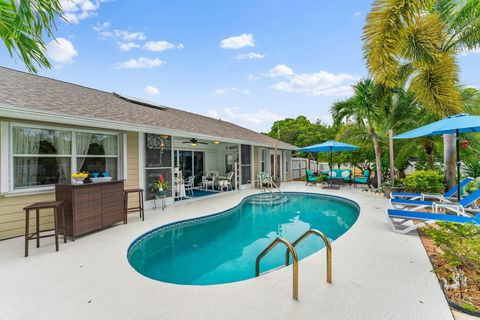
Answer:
286 229 332 284
255 237 299 301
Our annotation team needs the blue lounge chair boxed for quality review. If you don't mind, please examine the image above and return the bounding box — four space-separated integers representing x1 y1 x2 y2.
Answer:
390 188 480 216
391 177 473 200
305 169 317 186
387 208 479 234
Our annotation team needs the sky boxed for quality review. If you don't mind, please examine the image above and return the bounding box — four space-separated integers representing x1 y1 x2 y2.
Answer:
1 0 480 132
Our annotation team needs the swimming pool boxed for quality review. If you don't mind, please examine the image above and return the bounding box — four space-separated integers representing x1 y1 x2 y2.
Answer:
127 192 359 285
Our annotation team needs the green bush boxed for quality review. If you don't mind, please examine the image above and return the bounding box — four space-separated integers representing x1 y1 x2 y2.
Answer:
465 160 480 179
316 175 327 183
402 170 445 193
424 222 480 285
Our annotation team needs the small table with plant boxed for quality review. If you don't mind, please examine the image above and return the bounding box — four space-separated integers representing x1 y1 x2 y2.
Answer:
152 175 169 210
218 176 228 192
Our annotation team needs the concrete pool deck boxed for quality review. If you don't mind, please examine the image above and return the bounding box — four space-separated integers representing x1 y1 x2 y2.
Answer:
0 182 454 320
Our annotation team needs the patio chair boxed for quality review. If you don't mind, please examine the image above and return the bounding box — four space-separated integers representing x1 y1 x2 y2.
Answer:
390 177 473 201
202 171 218 190
390 188 480 216
305 169 317 186
184 175 195 196
225 171 234 191
257 172 273 191
353 170 370 186
387 208 480 234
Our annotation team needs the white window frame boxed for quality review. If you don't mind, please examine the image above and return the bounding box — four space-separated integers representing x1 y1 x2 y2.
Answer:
8 122 123 194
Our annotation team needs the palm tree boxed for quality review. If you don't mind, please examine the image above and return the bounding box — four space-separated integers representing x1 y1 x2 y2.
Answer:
363 0 480 188
0 0 64 73
331 79 390 188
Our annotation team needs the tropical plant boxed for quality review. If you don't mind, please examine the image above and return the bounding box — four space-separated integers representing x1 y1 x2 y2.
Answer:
331 79 389 188
465 159 480 178
363 0 480 188
0 0 64 73
402 170 445 193
424 222 480 286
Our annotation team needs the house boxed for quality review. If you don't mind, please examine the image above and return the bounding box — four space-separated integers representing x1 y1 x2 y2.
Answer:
0 67 297 240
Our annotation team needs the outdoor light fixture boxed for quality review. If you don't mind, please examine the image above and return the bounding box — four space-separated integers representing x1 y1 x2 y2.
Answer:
191 143 197 147
213 140 220 144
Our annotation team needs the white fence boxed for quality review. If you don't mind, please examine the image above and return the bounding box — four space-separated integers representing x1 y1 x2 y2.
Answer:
292 158 330 179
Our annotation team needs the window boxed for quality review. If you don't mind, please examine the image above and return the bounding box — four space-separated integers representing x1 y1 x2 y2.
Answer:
260 148 266 172
13 127 72 189
11 125 121 191
240 144 252 185
76 133 118 179
145 133 172 199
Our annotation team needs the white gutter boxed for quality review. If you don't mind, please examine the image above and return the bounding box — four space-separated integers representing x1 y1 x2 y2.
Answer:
0 104 297 150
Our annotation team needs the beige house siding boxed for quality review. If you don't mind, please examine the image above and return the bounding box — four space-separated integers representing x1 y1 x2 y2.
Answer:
125 132 140 203
253 146 262 187
0 130 139 240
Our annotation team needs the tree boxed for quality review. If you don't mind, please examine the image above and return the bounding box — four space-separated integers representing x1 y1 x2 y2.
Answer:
264 116 336 148
0 0 64 73
331 79 390 188
363 0 480 188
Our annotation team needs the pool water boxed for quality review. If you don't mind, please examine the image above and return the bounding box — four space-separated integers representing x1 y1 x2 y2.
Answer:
127 192 359 285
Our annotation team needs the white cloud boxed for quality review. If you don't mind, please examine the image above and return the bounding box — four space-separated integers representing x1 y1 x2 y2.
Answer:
211 87 251 96
354 11 361 16
144 41 184 52
207 107 282 131
145 85 160 95
115 57 165 69
247 73 260 80
60 0 104 24
267 64 294 77
119 42 140 51
271 70 357 96
235 52 265 60
461 46 480 56
46 38 78 64
220 33 255 49
93 22 110 32
100 29 146 41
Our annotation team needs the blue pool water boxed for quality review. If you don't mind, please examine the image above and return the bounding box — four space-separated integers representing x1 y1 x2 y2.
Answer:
127 192 359 285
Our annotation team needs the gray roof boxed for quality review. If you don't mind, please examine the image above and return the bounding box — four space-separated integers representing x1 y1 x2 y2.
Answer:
0 67 296 150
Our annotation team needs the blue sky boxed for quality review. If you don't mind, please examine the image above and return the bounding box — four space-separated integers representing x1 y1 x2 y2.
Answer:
2 0 480 132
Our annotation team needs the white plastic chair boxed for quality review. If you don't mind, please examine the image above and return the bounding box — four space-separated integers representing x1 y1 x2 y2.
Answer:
184 175 195 196
202 171 218 190
225 171 234 191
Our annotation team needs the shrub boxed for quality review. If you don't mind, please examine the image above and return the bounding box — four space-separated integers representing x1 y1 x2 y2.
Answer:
316 175 327 183
402 170 445 193
465 160 480 179
424 222 480 285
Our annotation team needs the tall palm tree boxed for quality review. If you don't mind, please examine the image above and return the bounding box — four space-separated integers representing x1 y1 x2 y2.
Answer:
0 0 64 73
363 0 480 188
331 79 389 188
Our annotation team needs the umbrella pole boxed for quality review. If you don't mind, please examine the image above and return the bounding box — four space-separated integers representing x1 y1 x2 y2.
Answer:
456 129 461 202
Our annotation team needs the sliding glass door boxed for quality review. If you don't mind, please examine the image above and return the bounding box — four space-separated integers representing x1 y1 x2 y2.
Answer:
176 150 204 185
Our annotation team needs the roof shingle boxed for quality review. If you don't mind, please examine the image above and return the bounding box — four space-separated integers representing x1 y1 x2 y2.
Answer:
0 67 296 150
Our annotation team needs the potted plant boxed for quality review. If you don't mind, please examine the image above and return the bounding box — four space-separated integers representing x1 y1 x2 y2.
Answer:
152 175 170 196
71 172 89 184
316 175 327 187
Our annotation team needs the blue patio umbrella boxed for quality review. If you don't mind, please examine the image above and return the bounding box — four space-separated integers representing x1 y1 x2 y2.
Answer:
298 140 359 174
394 114 480 201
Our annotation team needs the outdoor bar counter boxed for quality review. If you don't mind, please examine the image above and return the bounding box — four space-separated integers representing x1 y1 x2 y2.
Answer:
55 180 125 240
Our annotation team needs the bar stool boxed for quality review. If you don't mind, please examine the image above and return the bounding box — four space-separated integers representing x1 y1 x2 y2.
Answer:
125 188 145 223
24 201 66 257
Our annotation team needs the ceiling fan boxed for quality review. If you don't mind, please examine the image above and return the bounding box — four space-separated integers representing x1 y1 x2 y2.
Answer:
183 138 208 146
